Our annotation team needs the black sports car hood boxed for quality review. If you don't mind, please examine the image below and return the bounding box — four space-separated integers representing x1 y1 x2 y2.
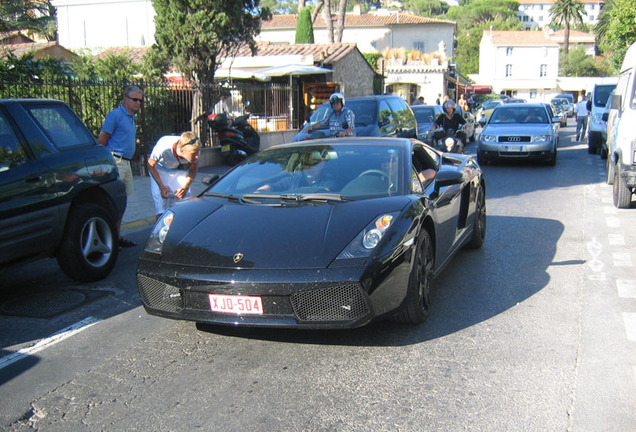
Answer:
160 196 411 269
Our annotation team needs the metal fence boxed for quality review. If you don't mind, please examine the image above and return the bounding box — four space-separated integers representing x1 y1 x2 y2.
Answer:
0 77 296 172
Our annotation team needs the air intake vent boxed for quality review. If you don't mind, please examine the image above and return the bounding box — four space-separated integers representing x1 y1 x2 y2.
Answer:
137 274 183 313
290 284 369 322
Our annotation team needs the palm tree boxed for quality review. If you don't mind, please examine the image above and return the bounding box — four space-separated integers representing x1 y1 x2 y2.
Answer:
595 0 614 43
550 0 587 54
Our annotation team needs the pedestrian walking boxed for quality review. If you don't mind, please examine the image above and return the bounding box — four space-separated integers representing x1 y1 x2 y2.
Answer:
97 85 143 248
575 94 589 142
147 132 201 220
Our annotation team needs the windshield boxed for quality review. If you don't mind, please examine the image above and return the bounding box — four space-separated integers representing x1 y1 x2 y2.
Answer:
482 100 502 110
308 100 379 127
490 106 548 124
209 144 406 199
551 98 567 107
593 85 616 107
412 107 438 122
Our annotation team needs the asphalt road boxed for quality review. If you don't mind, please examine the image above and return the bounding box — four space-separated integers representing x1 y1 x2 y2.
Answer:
1 124 635 431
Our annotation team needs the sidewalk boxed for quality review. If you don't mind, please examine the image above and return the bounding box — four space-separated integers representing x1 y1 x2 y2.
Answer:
121 164 232 232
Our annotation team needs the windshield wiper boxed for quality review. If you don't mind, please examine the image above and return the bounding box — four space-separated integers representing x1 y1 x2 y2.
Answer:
297 193 348 202
241 193 348 203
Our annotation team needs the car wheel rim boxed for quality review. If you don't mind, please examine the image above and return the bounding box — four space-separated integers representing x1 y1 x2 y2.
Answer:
81 216 113 267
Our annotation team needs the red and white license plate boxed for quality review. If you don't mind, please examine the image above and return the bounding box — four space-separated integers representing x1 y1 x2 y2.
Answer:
209 294 264 315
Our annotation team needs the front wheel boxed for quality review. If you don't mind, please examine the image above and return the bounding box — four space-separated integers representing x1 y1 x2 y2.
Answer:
392 229 434 325
466 186 486 249
56 203 119 282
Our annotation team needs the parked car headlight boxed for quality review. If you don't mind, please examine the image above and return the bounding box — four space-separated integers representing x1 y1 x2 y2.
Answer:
145 211 174 254
481 134 497 142
336 213 398 259
531 135 550 143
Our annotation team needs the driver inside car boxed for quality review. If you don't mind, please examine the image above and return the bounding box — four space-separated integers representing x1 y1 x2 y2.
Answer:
257 151 336 192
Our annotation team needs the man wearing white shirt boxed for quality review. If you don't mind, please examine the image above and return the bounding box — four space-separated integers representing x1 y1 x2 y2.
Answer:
575 94 589 142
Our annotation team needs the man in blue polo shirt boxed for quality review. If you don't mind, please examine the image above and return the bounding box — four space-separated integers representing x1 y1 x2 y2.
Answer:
98 85 143 248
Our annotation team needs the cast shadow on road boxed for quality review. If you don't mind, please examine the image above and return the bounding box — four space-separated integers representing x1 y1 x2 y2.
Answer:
198 215 569 347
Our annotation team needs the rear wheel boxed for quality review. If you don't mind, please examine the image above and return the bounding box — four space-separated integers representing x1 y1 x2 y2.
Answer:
57 203 119 282
613 164 633 208
392 229 434 325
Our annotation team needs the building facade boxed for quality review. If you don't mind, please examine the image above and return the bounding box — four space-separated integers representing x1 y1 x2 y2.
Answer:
52 0 156 49
517 0 604 30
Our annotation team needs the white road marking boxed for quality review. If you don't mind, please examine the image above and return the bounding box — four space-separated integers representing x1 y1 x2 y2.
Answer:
0 316 100 370
623 313 636 342
606 217 621 229
617 280 636 298
608 233 626 246
613 252 633 267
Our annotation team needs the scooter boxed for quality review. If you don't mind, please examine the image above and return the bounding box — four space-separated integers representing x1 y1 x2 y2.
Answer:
432 125 465 153
208 109 260 166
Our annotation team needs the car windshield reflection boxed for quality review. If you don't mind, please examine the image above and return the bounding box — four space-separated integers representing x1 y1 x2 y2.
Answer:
208 144 406 199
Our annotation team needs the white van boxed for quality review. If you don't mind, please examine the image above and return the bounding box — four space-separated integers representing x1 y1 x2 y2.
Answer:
606 41 636 208
588 82 616 155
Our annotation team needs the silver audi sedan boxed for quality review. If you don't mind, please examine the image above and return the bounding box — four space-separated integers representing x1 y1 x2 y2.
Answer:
477 103 559 166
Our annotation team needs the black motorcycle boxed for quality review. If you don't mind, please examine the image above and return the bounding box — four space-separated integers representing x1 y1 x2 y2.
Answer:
208 112 260 166
432 126 465 153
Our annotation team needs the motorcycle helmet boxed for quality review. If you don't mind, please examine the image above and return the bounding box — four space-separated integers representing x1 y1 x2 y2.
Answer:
329 92 345 106
443 99 456 112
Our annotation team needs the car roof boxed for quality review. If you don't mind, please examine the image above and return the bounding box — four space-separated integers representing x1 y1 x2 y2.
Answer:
275 136 415 150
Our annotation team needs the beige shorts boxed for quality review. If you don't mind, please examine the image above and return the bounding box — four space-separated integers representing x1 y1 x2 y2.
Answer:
114 157 134 195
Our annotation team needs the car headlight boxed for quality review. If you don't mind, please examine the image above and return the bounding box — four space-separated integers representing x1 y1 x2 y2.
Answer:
145 211 174 254
531 135 550 143
336 213 398 259
481 134 497 142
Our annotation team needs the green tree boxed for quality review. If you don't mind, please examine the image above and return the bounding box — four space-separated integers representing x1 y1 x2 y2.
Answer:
603 0 636 69
295 6 314 42
152 0 271 84
0 0 57 41
152 0 271 128
404 0 449 16
560 46 614 76
549 0 586 54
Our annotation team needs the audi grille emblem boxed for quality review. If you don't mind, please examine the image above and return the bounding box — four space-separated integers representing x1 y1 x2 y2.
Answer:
507 137 521 142
233 253 244 263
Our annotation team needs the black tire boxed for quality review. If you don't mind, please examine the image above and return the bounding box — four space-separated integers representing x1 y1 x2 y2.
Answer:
392 229 434 325
477 151 488 166
613 164 632 209
606 157 615 185
56 203 119 282
466 186 486 249
546 148 557 166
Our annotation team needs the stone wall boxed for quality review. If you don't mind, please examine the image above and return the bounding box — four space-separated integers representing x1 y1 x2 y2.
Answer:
333 51 374 98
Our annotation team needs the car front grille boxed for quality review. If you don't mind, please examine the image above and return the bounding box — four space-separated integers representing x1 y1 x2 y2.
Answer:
497 136 532 143
137 274 184 313
290 283 370 323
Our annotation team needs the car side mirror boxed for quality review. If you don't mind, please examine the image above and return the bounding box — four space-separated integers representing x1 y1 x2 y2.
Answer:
552 116 561 124
434 169 463 191
611 93 622 110
202 174 220 186
602 112 609 121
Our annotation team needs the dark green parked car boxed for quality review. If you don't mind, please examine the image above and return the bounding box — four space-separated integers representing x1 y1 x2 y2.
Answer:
0 99 127 282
